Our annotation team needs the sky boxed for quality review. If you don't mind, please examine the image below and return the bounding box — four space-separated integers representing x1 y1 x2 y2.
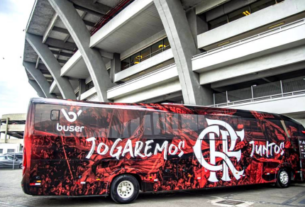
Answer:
0 0 37 117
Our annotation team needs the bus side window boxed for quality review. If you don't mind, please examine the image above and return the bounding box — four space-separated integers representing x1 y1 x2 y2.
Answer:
50 110 60 121
34 104 63 132
265 119 286 142
285 120 305 138
143 112 168 138
143 114 153 135
129 117 140 137
165 113 180 136
153 112 166 136
243 118 265 141
197 115 208 133
180 114 198 134
109 109 124 138
284 120 300 138
123 121 131 138
299 124 305 138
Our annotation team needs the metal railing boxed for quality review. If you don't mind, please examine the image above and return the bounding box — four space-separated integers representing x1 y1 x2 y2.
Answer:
212 77 305 107
193 18 305 59
122 45 171 70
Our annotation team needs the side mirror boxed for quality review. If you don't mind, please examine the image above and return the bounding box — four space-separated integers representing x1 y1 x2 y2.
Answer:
15 158 18 161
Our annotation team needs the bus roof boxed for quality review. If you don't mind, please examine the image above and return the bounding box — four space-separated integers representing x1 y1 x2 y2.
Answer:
29 98 300 125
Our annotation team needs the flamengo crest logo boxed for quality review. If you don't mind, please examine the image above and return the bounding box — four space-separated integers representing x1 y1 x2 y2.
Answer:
61 109 82 122
193 119 245 182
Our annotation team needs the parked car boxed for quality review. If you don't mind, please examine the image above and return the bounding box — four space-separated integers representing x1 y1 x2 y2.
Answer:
0 155 22 169
4 152 23 161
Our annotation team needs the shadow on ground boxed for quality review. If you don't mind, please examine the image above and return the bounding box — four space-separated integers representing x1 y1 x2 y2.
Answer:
21 183 280 206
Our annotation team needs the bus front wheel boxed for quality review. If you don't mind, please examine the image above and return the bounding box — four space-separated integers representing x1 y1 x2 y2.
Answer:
110 174 139 204
276 168 290 188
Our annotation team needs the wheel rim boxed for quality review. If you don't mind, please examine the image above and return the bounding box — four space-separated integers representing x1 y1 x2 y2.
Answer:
280 171 289 185
117 180 134 199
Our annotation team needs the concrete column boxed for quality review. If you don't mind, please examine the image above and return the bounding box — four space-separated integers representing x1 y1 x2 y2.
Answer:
186 8 208 46
111 53 121 83
28 80 46 98
4 117 8 144
49 0 114 102
25 34 76 99
23 62 55 98
154 0 213 105
78 79 86 100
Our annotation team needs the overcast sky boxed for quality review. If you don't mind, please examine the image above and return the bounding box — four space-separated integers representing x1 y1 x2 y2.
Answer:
0 0 37 117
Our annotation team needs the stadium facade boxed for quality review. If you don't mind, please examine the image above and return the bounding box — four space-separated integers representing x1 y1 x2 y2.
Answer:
23 0 305 125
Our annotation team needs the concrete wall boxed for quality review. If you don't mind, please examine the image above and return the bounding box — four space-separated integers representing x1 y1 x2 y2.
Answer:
199 45 305 85
80 87 96 100
120 30 166 60
221 95 305 116
108 64 178 100
193 20 305 73
115 49 174 82
196 0 229 15
90 0 154 49
60 51 89 79
205 0 257 22
114 80 181 103
86 93 99 102
0 143 23 154
197 0 305 48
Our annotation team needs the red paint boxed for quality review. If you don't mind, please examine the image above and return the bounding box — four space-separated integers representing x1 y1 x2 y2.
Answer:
20 98 305 197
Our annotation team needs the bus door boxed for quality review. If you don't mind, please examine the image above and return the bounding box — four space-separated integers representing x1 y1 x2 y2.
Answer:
283 120 305 181
297 139 305 181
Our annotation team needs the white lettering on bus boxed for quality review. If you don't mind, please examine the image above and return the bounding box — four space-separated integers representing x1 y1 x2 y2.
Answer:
97 142 109 156
85 138 185 160
86 137 96 159
135 141 145 158
56 123 84 132
110 139 123 159
122 140 134 158
145 140 154 157
57 109 84 133
249 141 285 157
154 141 168 160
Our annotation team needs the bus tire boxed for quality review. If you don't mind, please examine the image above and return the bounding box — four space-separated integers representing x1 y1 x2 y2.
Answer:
276 168 290 188
110 174 139 204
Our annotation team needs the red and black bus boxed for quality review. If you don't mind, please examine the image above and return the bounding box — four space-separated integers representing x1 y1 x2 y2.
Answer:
21 98 305 203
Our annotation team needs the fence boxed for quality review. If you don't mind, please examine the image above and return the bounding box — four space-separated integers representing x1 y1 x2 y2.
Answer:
213 76 305 106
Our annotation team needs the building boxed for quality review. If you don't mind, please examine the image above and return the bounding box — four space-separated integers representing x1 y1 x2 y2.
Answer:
0 114 25 154
22 0 305 125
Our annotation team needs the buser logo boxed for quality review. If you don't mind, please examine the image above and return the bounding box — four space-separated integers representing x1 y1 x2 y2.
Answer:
56 109 84 132
61 109 82 122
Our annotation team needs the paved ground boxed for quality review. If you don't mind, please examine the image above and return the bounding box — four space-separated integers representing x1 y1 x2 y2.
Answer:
0 169 305 207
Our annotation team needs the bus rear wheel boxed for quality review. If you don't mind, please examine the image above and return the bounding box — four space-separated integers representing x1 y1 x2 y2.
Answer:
110 175 139 204
276 168 290 188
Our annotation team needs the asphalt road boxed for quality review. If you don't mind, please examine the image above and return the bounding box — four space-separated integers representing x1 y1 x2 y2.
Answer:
0 169 305 207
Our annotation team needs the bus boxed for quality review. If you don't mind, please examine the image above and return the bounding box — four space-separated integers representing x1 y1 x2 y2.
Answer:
21 98 305 203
